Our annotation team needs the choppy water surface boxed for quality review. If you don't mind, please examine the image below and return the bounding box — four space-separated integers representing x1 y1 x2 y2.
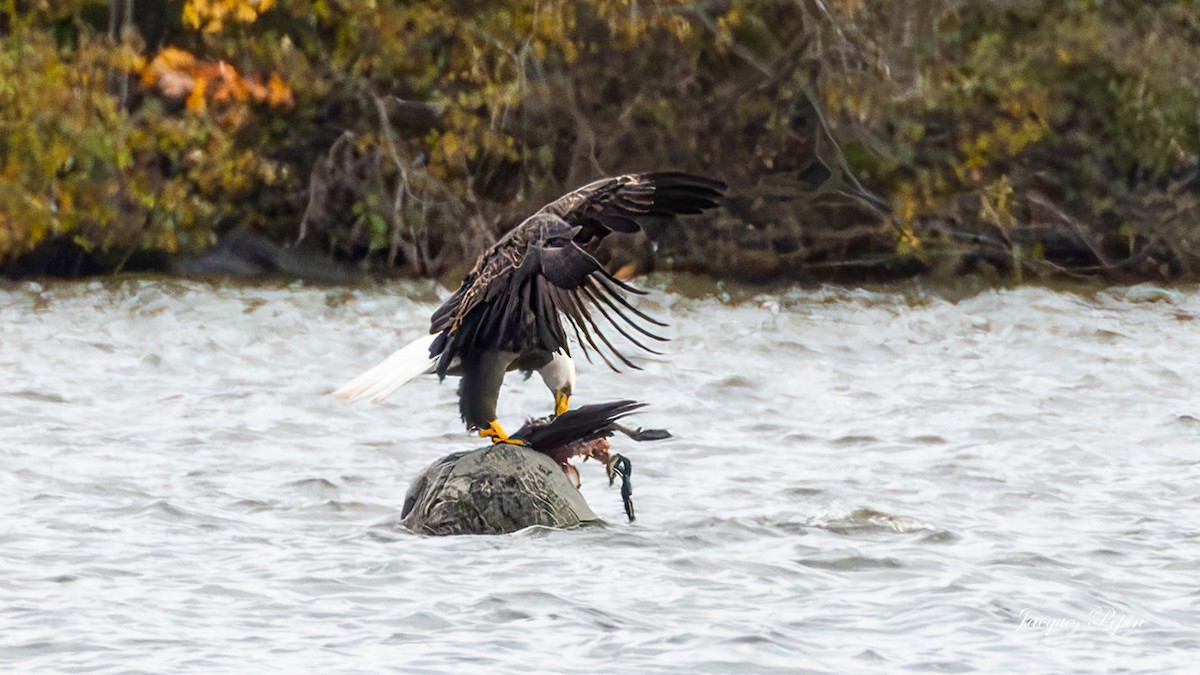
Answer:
3 277 1198 672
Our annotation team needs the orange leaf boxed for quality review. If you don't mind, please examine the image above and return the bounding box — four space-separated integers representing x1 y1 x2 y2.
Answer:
265 72 294 108
186 74 208 112
208 61 249 103
141 47 198 95
243 76 268 103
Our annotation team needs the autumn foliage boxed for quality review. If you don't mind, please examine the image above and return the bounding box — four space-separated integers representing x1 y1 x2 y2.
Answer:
140 47 293 112
1 1 1199 282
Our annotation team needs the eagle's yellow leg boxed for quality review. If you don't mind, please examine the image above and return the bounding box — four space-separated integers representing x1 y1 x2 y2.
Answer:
554 389 570 416
480 420 527 445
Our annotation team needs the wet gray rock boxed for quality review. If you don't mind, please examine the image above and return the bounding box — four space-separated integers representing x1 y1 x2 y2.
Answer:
400 443 599 536
169 228 360 283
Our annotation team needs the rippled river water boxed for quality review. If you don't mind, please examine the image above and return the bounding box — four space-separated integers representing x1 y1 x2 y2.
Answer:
3 277 1198 672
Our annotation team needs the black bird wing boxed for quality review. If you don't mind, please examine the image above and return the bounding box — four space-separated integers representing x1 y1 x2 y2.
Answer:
538 172 726 248
429 172 725 374
512 400 647 449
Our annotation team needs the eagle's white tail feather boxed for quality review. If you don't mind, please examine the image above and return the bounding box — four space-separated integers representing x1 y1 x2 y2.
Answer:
333 333 439 403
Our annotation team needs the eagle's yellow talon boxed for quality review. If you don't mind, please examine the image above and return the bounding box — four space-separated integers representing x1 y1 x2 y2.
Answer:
479 420 527 445
479 420 508 442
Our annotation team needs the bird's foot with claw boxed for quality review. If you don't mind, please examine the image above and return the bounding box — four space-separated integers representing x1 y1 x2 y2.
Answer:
606 454 635 522
480 421 527 446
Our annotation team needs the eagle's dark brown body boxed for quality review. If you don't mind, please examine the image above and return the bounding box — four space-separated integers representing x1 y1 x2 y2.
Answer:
335 172 725 442
428 172 724 441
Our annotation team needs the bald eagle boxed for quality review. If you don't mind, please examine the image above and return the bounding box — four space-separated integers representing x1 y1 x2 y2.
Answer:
333 172 725 442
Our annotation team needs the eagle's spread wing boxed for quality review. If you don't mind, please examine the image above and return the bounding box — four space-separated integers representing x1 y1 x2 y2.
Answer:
429 172 725 374
429 215 663 374
538 172 726 247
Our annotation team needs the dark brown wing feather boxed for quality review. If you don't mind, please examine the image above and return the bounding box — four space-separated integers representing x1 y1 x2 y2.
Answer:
512 400 646 451
429 172 724 375
538 172 726 247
